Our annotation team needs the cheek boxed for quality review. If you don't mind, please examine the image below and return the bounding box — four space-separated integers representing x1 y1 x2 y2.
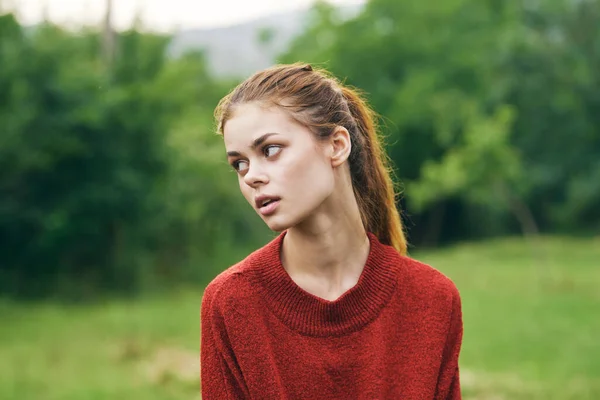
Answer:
238 177 253 202
282 146 334 197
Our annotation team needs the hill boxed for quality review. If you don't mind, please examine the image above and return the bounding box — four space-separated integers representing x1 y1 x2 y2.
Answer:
168 3 365 78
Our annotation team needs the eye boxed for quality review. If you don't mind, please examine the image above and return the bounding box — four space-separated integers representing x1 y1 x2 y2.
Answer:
232 160 249 172
264 145 282 158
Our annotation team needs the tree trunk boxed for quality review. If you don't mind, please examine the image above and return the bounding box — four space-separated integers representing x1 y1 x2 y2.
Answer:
499 182 549 283
102 0 115 68
422 201 446 247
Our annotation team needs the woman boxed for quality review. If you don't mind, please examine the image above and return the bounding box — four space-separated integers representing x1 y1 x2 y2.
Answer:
201 63 463 399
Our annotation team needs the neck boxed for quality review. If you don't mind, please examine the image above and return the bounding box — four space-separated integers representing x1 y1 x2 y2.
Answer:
281 192 369 301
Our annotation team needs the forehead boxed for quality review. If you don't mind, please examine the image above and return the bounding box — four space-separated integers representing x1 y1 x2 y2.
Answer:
223 103 302 148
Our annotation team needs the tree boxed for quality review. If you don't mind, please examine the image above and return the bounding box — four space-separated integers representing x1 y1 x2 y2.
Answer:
0 17 172 298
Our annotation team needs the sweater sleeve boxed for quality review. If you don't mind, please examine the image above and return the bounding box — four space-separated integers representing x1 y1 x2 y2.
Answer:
201 282 249 399
434 285 463 400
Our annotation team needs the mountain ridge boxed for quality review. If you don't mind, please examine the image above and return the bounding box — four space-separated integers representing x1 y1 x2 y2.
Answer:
169 2 365 78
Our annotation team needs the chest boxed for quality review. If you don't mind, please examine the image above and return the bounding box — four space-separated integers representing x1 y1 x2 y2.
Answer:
227 308 446 399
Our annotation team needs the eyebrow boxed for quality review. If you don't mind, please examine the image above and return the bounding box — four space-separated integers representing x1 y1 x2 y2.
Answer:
226 132 279 157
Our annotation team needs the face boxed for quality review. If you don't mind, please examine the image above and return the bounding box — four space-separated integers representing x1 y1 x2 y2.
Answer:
223 103 336 232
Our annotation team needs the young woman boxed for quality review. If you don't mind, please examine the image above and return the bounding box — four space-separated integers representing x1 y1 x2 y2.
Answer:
201 63 463 399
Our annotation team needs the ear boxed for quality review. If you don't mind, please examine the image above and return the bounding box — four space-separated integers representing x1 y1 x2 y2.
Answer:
329 126 352 168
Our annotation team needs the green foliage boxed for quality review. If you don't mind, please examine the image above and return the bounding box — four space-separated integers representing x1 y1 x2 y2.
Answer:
0 19 172 298
408 104 521 212
281 0 600 242
0 15 266 299
504 0 600 230
1 0 599 298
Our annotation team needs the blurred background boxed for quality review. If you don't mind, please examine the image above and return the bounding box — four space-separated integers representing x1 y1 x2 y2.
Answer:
1 0 599 398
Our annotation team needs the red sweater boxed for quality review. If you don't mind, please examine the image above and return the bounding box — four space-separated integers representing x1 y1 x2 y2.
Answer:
201 232 463 399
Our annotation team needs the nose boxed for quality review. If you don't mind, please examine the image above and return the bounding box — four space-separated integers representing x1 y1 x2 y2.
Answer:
243 162 269 188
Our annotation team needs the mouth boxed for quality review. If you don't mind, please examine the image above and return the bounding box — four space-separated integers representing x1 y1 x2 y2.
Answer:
255 196 281 216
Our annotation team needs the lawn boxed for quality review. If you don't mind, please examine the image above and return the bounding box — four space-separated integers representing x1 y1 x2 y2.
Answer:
417 235 600 399
1 235 598 399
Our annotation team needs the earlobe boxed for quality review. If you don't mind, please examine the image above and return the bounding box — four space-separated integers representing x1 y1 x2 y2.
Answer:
330 126 352 167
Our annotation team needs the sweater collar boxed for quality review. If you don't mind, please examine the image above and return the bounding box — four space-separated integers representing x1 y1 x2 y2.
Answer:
249 231 399 337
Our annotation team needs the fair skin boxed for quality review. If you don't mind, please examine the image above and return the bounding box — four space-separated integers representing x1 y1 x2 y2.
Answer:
223 102 370 301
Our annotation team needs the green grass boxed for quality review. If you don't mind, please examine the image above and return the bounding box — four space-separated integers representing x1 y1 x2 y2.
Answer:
1 235 599 399
416 235 600 399
0 290 202 400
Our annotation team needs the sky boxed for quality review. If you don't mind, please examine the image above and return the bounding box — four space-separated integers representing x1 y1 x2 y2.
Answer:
8 0 362 31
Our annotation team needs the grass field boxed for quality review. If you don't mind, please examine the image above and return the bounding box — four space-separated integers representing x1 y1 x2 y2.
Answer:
1 235 599 399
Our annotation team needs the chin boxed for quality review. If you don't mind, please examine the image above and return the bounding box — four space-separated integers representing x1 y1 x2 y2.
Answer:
262 214 300 233
264 219 292 233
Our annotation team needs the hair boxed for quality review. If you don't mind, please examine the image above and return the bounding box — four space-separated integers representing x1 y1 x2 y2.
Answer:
214 63 407 255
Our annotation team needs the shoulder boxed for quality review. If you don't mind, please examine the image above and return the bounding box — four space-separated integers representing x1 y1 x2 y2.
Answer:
201 235 279 316
201 258 254 317
369 233 459 305
395 254 461 306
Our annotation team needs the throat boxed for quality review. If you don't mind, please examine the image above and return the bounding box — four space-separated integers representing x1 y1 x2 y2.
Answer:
280 230 370 302
291 270 362 301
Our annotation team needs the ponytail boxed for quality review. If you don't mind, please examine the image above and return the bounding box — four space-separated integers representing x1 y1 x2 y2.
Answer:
341 87 407 255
